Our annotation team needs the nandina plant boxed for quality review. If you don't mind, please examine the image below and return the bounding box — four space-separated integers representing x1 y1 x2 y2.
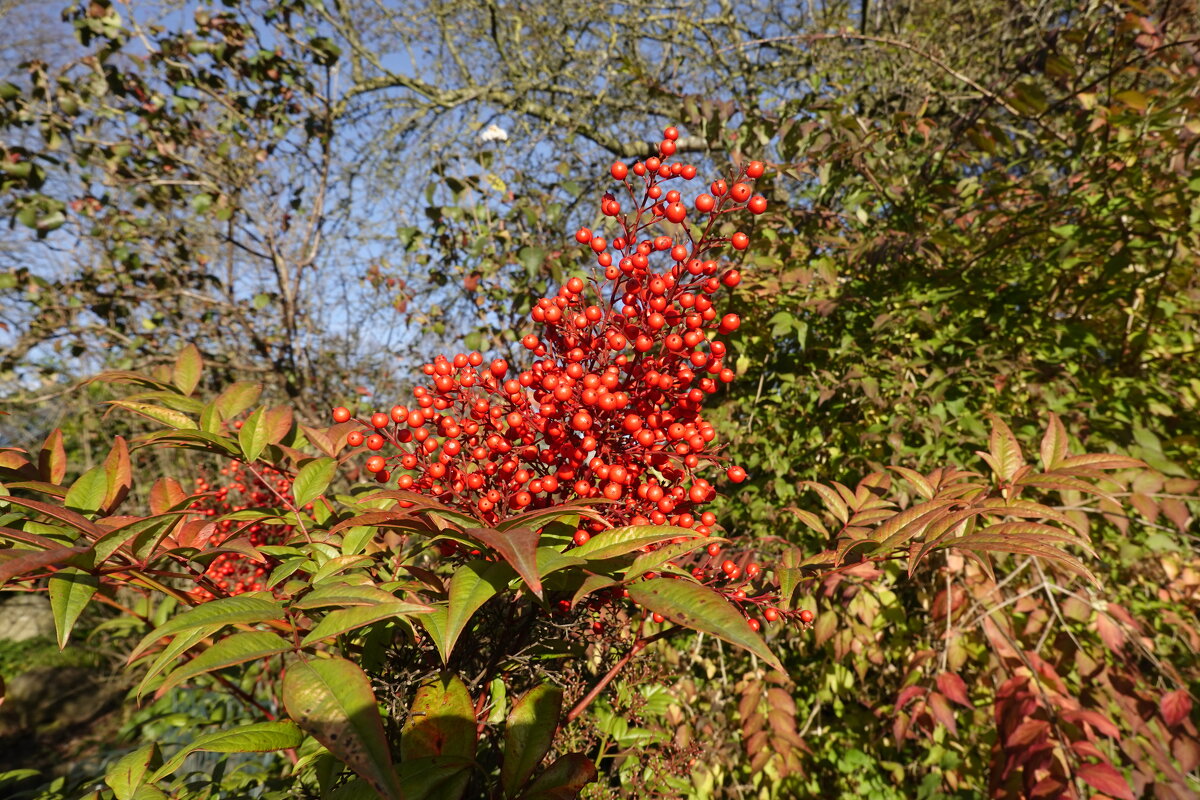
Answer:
0 125 1138 799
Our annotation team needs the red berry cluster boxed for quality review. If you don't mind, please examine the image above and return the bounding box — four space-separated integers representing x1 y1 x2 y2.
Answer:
190 460 296 599
333 126 765 542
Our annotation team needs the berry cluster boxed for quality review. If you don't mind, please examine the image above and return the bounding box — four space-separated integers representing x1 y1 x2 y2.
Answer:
333 126 765 544
190 460 296 599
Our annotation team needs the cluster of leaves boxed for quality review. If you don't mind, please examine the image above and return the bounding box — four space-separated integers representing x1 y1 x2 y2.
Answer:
0 335 1162 798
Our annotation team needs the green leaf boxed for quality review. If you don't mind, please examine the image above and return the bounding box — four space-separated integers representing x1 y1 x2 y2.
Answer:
395 756 474 800
986 415 1025 483
625 537 720 578
151 722 303 782
291 583 401 609
64 466 109 514
157 631 292 695
105 743 158 800
301 602 430 645
48 567 98 649
627 578 784 672
293 457 337 508
401 673 477 761
501 683 563 797
238 407 270 462
214 381 262 419
129 594 284 661
518 246 546 279
108 401 197 430
134 626 215 700
417 560 511 663
568 525 696 561
172 344 203 395
282 658 402 800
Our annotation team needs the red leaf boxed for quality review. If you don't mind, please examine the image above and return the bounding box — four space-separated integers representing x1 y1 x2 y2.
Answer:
937 672 971 707
464 526 543 598
1062 709 1120 738
1076 762 1134 800
895 685 927 710
1160 689 1193 728
1095 614 1126 654
927 691 957 736
1006 719 1050 748
1070 740 1107 761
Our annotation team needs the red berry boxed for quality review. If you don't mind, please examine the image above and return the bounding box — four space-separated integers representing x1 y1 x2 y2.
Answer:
573 529 591 546
711 179 727 196
747 618 760 632
611 161 628 180
371 412 390 429
799 609 814 624
764 608 780 622
695 193 716 213
575 227 593 244
331 407 351 423
731 232 749 251
365 455 386 473
727 466 747 483
746 161 764 178
730 182 751 202
748 195 768 214
663 126 679 141
347 431 364 447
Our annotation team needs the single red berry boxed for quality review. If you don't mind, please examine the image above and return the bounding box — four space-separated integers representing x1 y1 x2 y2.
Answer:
347 431 365 447
695 193 715 213
366 434 385 451
611 161 628 180
746 161 764 178
711 179 727 196
799 609 814 624
663 126 679 141
573 529 591 546
731 232 749 251
370 411 390 429
365 455 386 473
721 559 737 574
575 227 593 244
331 407 351 423
748 195 768 215
652 612 665 623
747 618 761 632
764 608 780 622
730 182 751 202
727 465 747 483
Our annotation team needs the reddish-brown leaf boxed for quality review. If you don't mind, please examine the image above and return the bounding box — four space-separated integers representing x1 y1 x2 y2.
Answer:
895 685 927 710
937 672 971 708
0 546 88 585
1095 614 1126 654
1028 775 1068 799
1076 762 1134 800
1160 690 1193 728
1070 740 1107 761
926 691 957 736
1039 413 1069 471
1172 735 1200 772
1006 719 1050 748
465 526 543 598
102 436 132 513
1062 709 1120 738
150 477 186 515
38 429 66 485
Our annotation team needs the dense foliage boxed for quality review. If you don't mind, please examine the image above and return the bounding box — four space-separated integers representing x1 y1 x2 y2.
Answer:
1 0 1198 798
